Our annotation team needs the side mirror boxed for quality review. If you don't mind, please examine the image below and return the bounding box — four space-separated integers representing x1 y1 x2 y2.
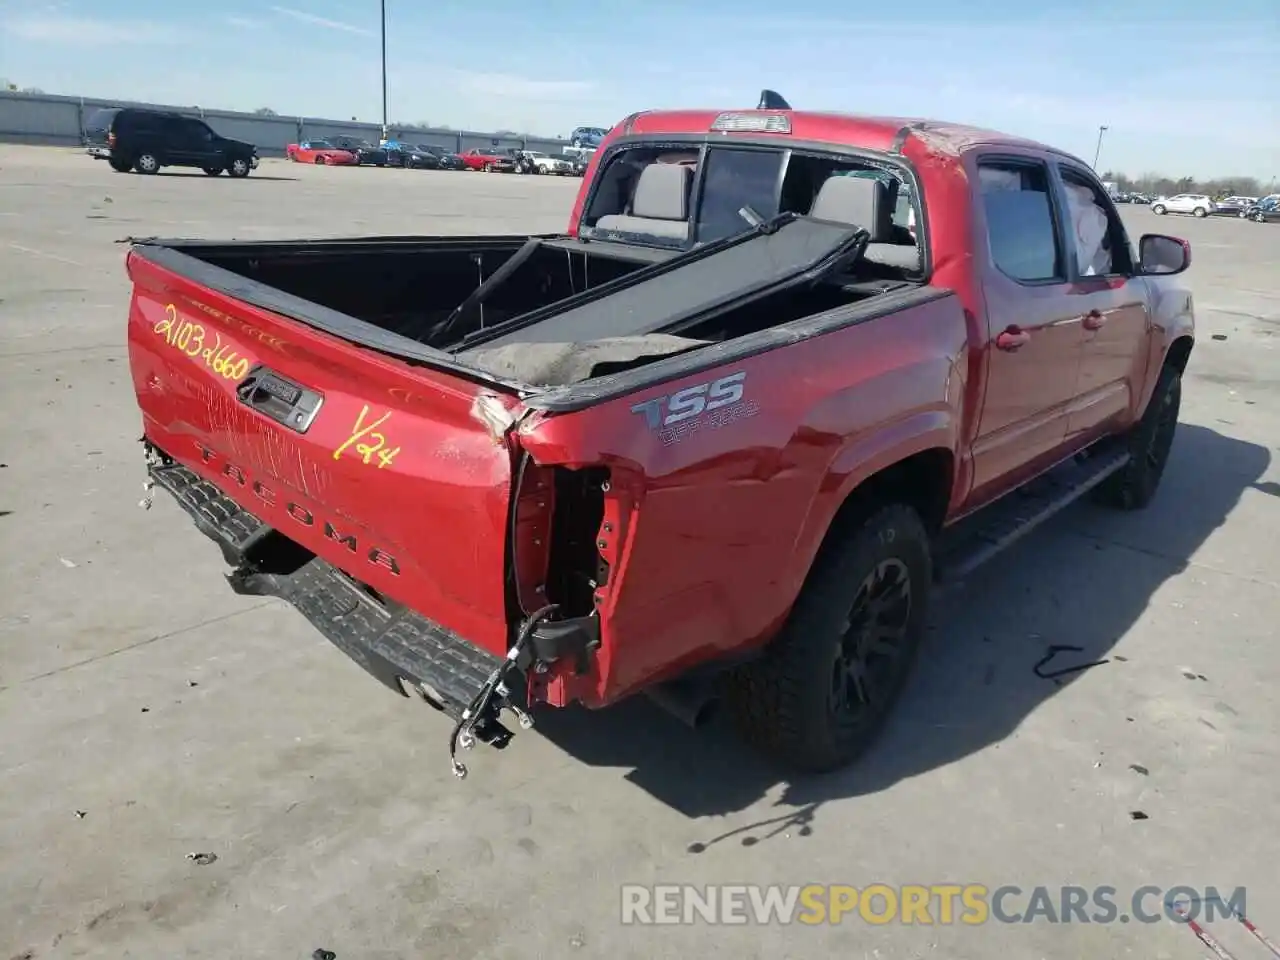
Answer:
1139 234 1191 275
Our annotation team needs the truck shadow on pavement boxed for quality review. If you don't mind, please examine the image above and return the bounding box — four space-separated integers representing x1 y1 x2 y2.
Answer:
149 172 300 182
533 423 1270 842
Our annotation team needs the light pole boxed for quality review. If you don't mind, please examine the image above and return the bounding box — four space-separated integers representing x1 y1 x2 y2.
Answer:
380 0 388 142
1092 124 1108 170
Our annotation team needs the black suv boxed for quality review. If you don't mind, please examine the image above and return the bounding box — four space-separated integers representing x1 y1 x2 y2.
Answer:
84 107 259 177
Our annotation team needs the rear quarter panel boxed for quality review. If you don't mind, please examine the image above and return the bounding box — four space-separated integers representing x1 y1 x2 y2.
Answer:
518 294 970 706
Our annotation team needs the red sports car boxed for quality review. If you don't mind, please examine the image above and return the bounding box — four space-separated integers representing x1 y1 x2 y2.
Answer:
286 139 359 165
460 147 516 172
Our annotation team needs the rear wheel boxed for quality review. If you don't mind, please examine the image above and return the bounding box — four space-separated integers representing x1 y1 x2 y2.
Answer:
315 156 326 165
202 166 223 176
1193 206 1208 218
108 158 132 173
1152 204 1167 215
1093 363 1181 510
134 153 160 175
726 503 932 773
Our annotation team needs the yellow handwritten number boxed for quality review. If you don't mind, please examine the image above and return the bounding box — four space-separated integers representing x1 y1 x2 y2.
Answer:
333 404 401 469
154 303 250 382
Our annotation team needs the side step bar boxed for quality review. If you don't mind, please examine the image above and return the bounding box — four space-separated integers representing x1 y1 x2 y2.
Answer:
934 445 1130 585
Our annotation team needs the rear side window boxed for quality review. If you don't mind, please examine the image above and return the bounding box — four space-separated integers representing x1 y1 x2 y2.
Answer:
977 160 1063 283
86 108 119 133
694 148 782 243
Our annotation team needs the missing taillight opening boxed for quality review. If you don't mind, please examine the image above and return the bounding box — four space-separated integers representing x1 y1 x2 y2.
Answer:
545 466 610 618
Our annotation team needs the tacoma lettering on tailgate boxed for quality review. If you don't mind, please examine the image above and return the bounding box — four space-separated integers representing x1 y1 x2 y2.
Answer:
194 442 401 575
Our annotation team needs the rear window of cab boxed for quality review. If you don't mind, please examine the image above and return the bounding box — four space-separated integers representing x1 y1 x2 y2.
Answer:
581 142 920 250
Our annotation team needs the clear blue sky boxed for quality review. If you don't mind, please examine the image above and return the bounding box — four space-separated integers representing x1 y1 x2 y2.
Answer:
2 0 1276 180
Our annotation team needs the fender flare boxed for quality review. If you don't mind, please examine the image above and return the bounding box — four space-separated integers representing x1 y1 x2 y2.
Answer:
782 409 958 607
1135 304 1195 419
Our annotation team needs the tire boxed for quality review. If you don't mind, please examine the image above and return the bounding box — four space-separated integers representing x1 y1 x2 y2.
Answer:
315 156 326 165
1255 212 1266 223
134 153 160 175
226 157 251 178
1092 363 1181 511
1193 207 1208 218
726 503 932 773
203 166 223 176
483 163 493 173
1152 204 1166 215
108 158 132 173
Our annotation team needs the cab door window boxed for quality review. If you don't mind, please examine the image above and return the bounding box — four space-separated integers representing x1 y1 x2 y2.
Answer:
1056 165 1135 277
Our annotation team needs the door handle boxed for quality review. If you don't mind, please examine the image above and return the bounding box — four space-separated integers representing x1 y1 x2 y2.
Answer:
1082 309 1106 331
996 326 1031 351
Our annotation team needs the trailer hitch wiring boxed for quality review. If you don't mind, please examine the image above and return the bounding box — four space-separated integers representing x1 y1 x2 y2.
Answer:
448 603 559 780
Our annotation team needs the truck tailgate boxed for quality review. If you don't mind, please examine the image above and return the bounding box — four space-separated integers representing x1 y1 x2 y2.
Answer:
126 250 524 660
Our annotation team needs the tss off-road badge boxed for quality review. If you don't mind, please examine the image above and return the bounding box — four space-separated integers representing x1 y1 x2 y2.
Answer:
630 371 760 445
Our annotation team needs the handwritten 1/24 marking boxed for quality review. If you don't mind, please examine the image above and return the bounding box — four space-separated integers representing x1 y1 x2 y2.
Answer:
153 304 251 381
332 404 401 469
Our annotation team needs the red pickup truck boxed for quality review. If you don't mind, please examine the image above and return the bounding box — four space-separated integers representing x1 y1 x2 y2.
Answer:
125 92 1194 779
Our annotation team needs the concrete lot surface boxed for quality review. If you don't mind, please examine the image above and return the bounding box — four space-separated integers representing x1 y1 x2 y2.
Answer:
1 146 1277 960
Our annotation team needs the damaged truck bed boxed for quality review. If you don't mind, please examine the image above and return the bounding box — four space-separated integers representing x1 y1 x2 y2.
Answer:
133 213 878 392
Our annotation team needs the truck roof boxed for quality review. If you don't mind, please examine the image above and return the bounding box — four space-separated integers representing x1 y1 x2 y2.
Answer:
619 108 1073 163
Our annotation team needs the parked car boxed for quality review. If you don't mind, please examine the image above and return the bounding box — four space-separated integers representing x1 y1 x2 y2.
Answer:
568 126 608 148
522 151 576 175
83 107 258 177
328 136 389 166
382 140 437 168
1212 196 1257 216
286 140 359 165
1151 194 1217 217
403 147 443 169
1242 195 1280 222
417 144 465 170
460 147 516 172
502 148 536 174
126 92 1195 779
